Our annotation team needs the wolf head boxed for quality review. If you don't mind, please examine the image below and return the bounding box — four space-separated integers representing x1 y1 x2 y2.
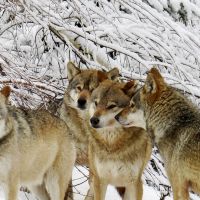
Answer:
67 62 119 110
0 86 11 136
115 88 146 129
140 67 167 107
89 80 137 128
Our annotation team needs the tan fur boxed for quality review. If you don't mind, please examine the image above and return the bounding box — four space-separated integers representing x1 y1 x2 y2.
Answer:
140 67 200 200
60 96 90 165
59 62 119 165
88 80 152 200
115 89 146 129
59 62 120 199
0 86 76 200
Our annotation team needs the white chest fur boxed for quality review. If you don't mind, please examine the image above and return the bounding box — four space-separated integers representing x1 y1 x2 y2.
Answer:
95 157 142 186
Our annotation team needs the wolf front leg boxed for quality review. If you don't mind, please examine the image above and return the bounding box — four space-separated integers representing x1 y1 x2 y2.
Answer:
45 140 76 200
5 173 19 200
123 178 143 200
171 180 189 200
166 167 189 200
6 186 18 200
92 176 107 200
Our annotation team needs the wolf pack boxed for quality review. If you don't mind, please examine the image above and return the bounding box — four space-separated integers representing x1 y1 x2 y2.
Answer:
0 62 200 200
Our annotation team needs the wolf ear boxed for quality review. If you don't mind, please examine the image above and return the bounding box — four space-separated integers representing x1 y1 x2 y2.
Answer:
67 62 81 81
1 86 11 99
97 71 108 82
107 68 119 81
145 68 165 94
122 80 138 97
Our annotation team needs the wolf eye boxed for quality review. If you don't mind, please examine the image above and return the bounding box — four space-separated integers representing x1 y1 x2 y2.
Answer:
76 85 82 91
94 100 98 106
107 104 116 109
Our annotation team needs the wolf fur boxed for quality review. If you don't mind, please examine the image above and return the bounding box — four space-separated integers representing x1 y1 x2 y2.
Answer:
140 68 200 200
115 85 146 129
59 62 119 199
0 86 76 200
88 80 152 200
59 62 119 165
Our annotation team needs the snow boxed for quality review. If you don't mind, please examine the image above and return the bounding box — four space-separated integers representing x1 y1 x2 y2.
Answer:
1 0 200 199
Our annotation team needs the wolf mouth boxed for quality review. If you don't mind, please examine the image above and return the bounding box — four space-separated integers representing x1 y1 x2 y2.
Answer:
118 120 134 127
77 105 86 110
91 124 101 129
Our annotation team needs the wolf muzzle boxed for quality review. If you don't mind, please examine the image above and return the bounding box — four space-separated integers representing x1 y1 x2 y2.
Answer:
77 98 87 110
90 116 100 128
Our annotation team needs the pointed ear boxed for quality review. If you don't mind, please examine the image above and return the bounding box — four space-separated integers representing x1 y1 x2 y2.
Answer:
1 86 11 99
97 71 108 82
149 68 164 82
145 75 156 94
145 68 165 94
107 68 119 81
122 80 138 97
67 62 81 81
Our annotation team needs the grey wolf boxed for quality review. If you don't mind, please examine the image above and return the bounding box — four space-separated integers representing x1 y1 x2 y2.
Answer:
0 86 76 200
88 79 152 200
59 62 119 199
59 62 119 165
140 67 200 200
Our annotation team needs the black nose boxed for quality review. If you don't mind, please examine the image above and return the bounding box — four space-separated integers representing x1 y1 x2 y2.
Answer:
90 117 100 127
77 98 86 109
115 114 119 121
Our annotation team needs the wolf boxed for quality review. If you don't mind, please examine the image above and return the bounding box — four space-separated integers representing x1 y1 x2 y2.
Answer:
59 62 119 199
60 62 119 165
140 67 200 200
88 79 152 200
0 86 76 200
115 84 146 130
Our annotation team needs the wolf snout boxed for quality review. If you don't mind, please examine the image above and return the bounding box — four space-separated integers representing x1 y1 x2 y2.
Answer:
77 98 87 109
90 117 100 128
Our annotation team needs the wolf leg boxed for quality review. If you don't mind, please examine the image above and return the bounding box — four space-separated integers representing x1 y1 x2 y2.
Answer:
30 183 50 200
171 181 189 200
45 141 76 200
92 177 107 200
5 174 19 200
167 169 189 200
123 178 143 200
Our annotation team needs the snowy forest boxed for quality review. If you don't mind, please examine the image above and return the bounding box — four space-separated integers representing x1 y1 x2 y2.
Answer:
1 0 200 199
